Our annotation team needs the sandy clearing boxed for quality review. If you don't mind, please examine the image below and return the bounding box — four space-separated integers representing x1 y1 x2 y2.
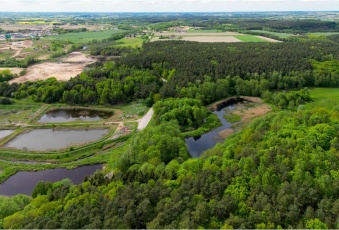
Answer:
0 67 24 75
256 36 282 43
138 108 154 130
61 52 96 63
10 62 87 83
9 52 96 83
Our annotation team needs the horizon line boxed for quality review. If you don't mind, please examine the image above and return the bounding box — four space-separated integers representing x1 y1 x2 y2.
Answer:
0 10 339 13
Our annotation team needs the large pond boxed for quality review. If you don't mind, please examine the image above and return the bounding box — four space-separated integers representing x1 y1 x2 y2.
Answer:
38 109 113 123
186 104 235 158
4 129 108 151
0 164 102 196
0 130 14 139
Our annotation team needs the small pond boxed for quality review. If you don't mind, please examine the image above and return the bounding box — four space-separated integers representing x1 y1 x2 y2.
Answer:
0 130 14 140
38 109 113 123
0 164 102 196
4 129 108 151
186 103 237 158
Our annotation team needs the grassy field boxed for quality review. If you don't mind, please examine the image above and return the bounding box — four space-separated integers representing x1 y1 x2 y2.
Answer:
306 88 339 109
46 29 125 43
234 35 267 42
0 49 16 59
115 37 144 48
250 30 295 38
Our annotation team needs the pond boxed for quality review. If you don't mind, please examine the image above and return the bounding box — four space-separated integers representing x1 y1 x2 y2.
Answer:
185 104 235 158
38 109 113 123
0 164 102 196
0 130 14 139
4 128 108 151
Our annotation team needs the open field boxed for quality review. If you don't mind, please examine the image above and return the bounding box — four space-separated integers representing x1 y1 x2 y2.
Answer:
181 36 242 43
0 39 65 60
10 52 96 83
250 30 296 38
0 40 33 59
154 31 242 37
152 31 277 43
305 88 339 109
0 49 16 59
115 37 144 47
45 29 125 43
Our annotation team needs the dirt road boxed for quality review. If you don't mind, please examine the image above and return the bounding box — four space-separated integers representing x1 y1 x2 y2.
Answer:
137 108 154 130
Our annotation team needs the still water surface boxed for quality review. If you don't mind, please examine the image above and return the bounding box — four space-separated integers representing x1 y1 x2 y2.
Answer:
185 105 234 158
0 164 103 196
0 130 14 139
4 129 108 151
38 109 113 123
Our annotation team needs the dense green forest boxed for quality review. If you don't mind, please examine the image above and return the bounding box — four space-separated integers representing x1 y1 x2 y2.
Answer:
2 105 339 229
2 13 339 229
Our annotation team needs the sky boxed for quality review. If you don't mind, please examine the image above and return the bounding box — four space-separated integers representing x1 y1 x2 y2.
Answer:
0 0 339 12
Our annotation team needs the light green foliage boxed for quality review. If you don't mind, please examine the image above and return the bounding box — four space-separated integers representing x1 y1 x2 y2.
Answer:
154 98 208 129
116 120 188 172
223 113 241 123
263 88 311 110
0 195 31 228
305 218 328 229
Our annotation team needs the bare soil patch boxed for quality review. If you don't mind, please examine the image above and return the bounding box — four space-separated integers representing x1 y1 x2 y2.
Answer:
10 52 96 83
233 103 272 125
10 62 85 83
61 52 96 63
219 128 235 139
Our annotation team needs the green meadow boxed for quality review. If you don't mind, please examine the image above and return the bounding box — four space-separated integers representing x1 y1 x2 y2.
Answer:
46 29 125 43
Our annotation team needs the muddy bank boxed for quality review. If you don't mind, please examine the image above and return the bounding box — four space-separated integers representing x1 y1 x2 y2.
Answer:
208 96 263 111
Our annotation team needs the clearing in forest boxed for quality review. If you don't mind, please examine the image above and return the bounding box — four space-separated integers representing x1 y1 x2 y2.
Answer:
10 52 96 83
